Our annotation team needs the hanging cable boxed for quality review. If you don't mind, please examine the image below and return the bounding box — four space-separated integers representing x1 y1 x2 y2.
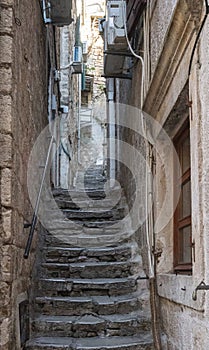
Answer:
122 0 144 108
61 141 71 161
188 0 209 76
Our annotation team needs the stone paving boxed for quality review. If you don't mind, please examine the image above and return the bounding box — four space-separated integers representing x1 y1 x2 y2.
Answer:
24 164 153 349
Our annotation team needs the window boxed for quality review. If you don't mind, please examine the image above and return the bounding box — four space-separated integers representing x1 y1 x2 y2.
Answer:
174 120 192 273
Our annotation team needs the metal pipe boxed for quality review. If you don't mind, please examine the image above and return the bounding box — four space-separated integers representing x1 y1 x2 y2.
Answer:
42 0 52 24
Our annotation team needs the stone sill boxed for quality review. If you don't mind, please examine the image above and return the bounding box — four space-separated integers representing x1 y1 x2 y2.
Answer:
157 273 205 311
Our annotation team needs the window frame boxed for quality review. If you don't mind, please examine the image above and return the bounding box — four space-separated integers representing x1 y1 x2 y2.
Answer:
173 120 192 274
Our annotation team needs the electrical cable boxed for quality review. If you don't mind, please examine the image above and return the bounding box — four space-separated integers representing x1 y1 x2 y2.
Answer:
61 141 71 161
122 0 144 108
188 0 209 76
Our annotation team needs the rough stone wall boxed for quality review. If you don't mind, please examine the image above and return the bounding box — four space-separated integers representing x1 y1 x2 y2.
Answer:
116 57 147 252
116 0 209 348
157 13 209 349
147 2 209 349
0 0 47 348
59 3 79 189
150 0 177 78
80 0 105 101
87 25 105 100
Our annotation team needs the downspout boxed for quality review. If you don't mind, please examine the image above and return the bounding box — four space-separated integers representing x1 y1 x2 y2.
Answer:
143 3 162 348
107 78 116 187
148 146 162 350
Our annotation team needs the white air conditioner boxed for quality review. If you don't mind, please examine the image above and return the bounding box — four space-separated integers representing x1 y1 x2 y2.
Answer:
106 0 126 47
103 1 127 75
71 46 83 74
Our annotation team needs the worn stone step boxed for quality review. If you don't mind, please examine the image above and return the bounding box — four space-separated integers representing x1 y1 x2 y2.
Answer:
35 292 144 316
39 276 139 297
52 198 123 211
41 257 141 279
32 312 151 338
25 335 153 350
47 209 124 221
44 219 123 233
43 244 137 263
72 221 121 229
43 231 134 248
53 187 121 201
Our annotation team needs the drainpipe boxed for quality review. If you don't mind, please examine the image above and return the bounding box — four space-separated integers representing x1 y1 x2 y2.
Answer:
107 78 116 188
147 144 162 350
77 74 81 165
115 79 120 178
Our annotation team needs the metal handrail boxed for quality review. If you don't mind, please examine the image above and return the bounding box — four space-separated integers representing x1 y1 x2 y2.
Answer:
24 135 55 259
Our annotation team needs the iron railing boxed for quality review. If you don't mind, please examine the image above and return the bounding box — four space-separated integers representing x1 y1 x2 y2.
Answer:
24 135 55 259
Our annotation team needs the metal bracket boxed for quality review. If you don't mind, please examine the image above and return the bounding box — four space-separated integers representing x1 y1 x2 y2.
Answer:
192 280 209 301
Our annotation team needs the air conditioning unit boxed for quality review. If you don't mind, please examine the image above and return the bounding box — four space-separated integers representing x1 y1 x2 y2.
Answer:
42 0 73 26
71 46 83 74
103 1 127 76
106 0 126 47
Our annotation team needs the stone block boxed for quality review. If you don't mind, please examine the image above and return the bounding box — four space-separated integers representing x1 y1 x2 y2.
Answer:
0 317 11 348
2 208 12 243
0 95 12 133
0 7 13 34
0 134 12 167
0 245 13 282
0 282 11 309
1 168 12 207
0 35 12 64
0 0 14 5
0 67 12 92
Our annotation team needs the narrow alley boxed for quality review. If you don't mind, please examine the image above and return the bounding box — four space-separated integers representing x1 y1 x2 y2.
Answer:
1 1 209 350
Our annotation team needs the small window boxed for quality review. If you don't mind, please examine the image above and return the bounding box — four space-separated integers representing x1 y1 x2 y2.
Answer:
174 120 192 273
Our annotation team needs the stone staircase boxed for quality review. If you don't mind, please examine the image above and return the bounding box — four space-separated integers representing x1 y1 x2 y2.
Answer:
25 166 153 349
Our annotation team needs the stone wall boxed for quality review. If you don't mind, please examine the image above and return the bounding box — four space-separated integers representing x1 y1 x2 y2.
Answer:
59 4 79 189
116 0 209 348
80 0 105 102
0 0 47 348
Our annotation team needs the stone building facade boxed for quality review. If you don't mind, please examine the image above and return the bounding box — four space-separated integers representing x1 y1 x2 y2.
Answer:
58 2 80 189
0 1 48 348
0 1 77 349
108 0 209 348
79 0 105 103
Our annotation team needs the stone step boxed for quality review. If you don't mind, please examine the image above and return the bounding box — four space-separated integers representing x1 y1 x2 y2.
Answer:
43 231 134 248
25 335 153 350
31 312 151 338
52 187 122 201
72 221 121 229
38 276 139 297
41 257 141 279
47 209 125 221
43 244 137 263
44 220 124 233
52 198 123 211
35 292 144 316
